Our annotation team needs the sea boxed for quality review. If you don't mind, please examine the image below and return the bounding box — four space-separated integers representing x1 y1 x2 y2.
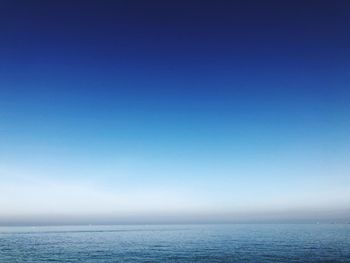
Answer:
0 224 349 262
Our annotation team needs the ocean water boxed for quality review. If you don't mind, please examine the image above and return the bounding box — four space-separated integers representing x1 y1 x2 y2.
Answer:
0 224 349 262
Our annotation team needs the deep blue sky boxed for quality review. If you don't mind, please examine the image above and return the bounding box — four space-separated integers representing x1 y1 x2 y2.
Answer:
0 1 349 225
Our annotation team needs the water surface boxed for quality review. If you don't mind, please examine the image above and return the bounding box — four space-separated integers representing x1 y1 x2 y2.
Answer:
0 224 349 262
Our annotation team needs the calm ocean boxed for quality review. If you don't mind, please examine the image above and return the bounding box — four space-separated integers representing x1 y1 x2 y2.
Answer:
0 224 349 262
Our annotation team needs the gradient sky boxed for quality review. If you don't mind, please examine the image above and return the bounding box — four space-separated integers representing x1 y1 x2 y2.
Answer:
0 1 350 225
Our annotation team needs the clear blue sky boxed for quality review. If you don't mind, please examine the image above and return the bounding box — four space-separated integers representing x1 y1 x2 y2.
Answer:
0 1 349 225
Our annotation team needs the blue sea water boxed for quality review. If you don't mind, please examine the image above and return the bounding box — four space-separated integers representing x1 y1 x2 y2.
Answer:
0 224 349 262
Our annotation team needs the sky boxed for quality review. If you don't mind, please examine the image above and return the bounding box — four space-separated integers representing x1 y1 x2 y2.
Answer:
0 0 349 225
